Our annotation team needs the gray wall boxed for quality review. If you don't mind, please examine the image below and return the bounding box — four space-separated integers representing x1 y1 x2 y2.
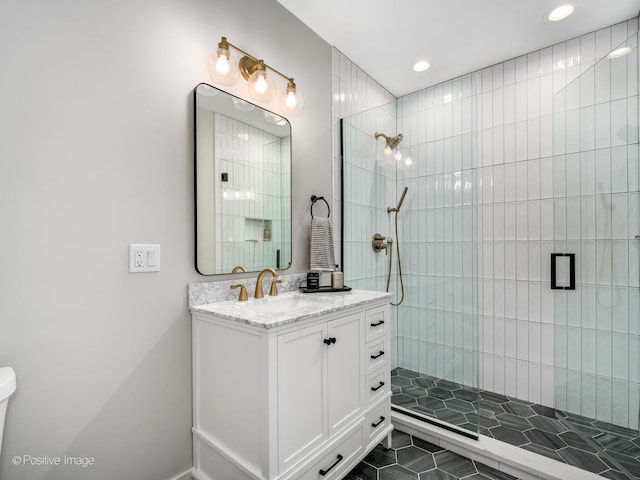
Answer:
0 1 332 479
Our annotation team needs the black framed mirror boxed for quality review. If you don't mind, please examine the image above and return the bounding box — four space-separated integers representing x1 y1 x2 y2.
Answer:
194 83 292 275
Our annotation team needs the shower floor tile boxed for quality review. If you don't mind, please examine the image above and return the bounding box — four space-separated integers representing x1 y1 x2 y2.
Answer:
346 430 521 480
390 368 640 479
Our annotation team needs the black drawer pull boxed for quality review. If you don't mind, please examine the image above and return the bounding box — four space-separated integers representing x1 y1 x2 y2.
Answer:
323 337 337 345
370 320 384 327
370 350 385 359
319 454 343 476
371 381 385 392
372 416 385 428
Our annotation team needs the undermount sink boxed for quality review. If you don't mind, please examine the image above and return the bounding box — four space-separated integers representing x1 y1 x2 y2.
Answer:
247 295 321 313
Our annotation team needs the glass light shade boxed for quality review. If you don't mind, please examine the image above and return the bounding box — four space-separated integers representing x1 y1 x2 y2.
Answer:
383 145 392 155
279 86 305 116
248 69 276 103
209 48 239 86
394 150 402 161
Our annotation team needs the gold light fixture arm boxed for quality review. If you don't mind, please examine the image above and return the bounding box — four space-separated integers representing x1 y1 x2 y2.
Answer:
219 37 295 85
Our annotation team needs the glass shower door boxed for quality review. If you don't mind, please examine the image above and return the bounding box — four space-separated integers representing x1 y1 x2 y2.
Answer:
341 81 480 437
552 29 640 477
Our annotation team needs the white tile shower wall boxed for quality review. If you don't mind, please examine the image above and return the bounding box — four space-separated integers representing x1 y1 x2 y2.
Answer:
394 18 640 428
332 47 396 261
393 76 479 388
331 47 398 363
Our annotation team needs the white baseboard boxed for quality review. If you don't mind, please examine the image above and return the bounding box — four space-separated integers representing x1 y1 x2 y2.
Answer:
166 468 193 480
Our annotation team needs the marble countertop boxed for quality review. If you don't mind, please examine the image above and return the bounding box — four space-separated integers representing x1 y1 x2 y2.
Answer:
190 289 392 329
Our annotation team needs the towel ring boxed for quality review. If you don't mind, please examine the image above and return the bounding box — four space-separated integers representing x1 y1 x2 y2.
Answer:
310 195 330 218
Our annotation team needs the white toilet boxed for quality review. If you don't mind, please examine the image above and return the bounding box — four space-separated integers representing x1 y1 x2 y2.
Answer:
0 367 16 457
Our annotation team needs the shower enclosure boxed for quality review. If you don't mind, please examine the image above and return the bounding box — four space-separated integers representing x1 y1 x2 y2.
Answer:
341 20 640 479
341 76 481 437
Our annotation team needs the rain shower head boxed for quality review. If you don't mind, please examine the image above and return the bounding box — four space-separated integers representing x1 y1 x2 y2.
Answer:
374 132 403 155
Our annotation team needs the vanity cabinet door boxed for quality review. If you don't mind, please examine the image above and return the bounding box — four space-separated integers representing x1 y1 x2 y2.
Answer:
277 322 328 472
327 312 363 436
276 312 364 474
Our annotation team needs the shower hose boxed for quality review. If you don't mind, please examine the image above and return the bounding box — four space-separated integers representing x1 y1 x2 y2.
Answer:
385 208 405 306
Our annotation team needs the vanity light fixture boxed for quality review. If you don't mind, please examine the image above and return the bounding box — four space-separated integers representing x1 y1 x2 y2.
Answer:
209 36 304 116
547 4 574 22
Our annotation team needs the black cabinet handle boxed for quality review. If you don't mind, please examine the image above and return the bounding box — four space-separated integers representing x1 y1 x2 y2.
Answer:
370 350 385 359
372 416 385 428
319 454 343 476
370 320 384 327
323 337 337 345
371 381 385 392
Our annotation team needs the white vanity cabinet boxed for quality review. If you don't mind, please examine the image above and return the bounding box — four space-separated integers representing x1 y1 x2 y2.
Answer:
190 291 392 480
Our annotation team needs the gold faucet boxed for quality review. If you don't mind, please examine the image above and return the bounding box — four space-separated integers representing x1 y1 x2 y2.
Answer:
232 265 247 273
230 284 248 301
254 268 278 298
269 279 282 297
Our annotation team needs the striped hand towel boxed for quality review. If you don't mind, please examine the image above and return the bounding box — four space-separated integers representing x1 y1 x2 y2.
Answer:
310 216 336 271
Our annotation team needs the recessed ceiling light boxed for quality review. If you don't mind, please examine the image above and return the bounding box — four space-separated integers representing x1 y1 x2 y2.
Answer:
413 61 430 72
607 47 632 59
547 4 574 22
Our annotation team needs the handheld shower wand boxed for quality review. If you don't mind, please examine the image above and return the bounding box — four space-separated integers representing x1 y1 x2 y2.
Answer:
385 186 408 306
387 186 408 213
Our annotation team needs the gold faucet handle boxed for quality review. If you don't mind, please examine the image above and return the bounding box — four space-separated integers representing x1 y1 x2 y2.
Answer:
230 284 248 301
269 279 282 297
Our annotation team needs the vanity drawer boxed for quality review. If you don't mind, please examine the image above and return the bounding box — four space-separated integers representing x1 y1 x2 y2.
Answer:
298 422 364 480
366 403 390 445
366 368 388 406
365 306 387 342
366 339 387 373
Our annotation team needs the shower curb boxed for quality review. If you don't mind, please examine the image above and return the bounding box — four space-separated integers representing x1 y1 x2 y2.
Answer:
391 410 603 480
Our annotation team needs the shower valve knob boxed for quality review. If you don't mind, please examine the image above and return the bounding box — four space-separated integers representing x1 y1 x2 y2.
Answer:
371 233 389 254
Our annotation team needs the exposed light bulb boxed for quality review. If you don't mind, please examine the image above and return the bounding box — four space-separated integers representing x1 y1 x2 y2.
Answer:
285 91 297 108
248 64 276 103
254 74 268 94
394 150 403 161
384 145 392 155
209 39 238 86
215 55 230 75
404 157 413 166
279 80 304 116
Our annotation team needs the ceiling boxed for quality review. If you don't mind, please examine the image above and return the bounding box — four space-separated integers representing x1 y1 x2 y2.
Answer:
276 0 640 97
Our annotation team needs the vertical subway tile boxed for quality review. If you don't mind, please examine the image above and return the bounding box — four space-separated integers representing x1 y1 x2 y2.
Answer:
516 55 528 83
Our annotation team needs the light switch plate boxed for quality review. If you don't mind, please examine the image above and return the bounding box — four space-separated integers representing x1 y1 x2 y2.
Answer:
129 244 160 273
